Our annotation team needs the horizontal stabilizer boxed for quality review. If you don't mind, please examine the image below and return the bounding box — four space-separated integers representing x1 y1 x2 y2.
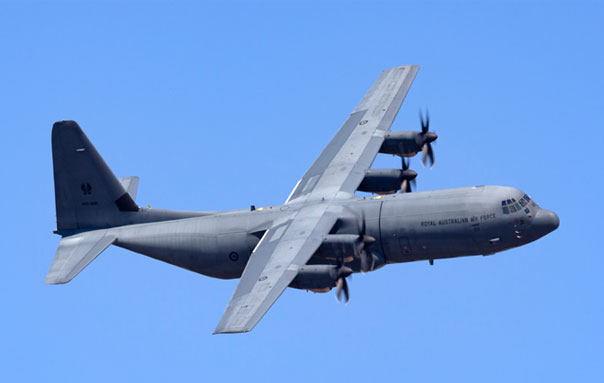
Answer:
119 176 139 200
45 230 116 284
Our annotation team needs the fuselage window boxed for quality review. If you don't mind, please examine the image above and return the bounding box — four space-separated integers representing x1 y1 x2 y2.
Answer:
524 208 530 214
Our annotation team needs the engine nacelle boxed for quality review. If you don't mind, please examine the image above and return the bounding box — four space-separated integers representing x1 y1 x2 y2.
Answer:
380 131 422 157
289 265 349 292
314 234 359 262
358 168 417 194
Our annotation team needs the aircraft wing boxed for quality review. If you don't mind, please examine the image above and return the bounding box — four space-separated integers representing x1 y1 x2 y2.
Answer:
286 65 419 203
215 66 418 333
214 204 340 334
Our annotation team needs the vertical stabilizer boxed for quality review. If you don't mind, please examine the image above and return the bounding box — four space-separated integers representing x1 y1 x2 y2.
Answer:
52 120 138 232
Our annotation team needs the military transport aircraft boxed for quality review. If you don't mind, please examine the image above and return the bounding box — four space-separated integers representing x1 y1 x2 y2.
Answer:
46 65 559 334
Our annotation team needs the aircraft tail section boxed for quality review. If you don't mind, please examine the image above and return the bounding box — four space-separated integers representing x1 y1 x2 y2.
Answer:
45 229 116 284
49 120 214 284
52 120 139 232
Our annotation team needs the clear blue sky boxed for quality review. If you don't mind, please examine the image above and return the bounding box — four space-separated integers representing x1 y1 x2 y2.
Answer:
1 1 602 382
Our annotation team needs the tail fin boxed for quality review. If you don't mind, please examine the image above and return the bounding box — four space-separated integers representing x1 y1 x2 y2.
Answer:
52 120 138 233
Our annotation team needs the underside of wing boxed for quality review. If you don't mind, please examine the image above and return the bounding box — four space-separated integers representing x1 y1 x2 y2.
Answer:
214 205 340 334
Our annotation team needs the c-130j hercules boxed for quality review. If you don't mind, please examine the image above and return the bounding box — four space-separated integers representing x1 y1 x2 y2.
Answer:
46 65 559 334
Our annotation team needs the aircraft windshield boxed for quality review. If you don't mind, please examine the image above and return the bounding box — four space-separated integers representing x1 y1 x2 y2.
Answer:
501 194 534 215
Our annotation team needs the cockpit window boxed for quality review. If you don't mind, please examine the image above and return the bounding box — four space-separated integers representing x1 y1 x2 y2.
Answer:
523 194 531 202
502 196 530 215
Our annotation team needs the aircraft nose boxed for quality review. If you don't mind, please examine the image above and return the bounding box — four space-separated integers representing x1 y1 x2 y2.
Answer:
532 209 560 237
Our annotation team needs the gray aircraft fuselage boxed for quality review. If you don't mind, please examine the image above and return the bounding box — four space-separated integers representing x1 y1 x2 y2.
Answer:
108 185 558 283
47 65 560 332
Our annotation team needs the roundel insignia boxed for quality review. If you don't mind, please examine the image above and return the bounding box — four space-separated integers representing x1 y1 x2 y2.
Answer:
81 183 92 195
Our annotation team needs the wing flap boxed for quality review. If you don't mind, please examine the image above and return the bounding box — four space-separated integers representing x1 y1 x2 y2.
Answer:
45 230 116 284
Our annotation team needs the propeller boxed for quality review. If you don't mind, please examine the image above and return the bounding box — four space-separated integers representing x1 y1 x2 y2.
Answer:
418 109 437 168
331 243 353 304
400 157 417 193
335 264 352 303
355 212 377 273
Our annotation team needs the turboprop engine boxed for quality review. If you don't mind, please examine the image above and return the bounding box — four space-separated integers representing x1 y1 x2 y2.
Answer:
357 168 417 194
289 265 352 301
379 110 437 167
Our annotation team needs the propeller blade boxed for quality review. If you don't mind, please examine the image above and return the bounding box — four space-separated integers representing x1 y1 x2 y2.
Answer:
342 278 349 304
336 278 344 301
360 251 369 273
355 210 366 238
401 179 408 193
427 143 435 168
354 211 376 273
419 109 430 133
422 143 428 166
359 236 376 273
335 276 350 304
425 110 430 132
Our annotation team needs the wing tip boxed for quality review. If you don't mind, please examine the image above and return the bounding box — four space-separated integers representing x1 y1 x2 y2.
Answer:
44 276 69 285
213 328 252 335
383 64 420 72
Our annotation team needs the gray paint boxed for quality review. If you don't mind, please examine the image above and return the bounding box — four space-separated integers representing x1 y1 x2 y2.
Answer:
46 65 559 334
107 187 556 280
